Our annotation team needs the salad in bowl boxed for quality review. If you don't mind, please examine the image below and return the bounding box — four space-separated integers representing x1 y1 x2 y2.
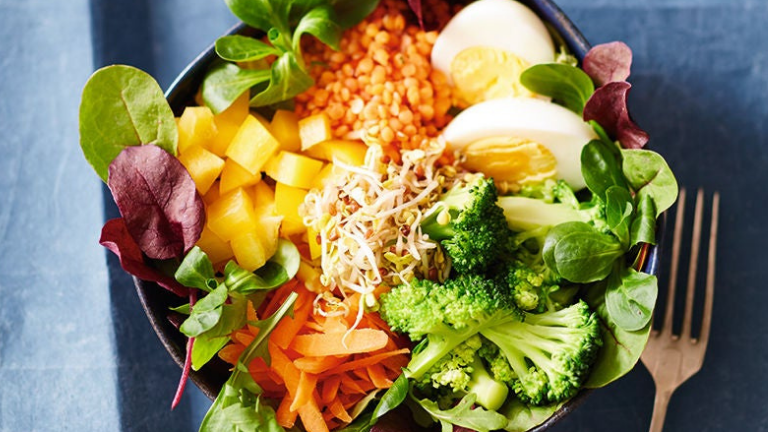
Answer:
78 0 678 431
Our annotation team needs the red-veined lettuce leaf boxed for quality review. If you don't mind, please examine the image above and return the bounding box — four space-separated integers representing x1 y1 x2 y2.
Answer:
107 145 205 260
583 81 649 149
99 218 189 297
583 41 633 87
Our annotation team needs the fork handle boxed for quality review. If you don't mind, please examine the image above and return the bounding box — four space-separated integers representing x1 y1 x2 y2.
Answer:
649 389 673 432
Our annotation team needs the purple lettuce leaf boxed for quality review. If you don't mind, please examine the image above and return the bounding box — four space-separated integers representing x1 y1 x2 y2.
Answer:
100 218 189 297
408 0 424 28
583 41 633 87
583 81 649 149
107 145 205 260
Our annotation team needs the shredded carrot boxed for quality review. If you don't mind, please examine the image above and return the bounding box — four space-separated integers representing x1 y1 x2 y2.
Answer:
321 348 410 376
297 396 329 432
272 288 314 349
276 392 298 428
291 329 389 356
321 375 342 405
366 364 392 389
294 355 350 374
269 342 302 397
328 397 353 423
290 371 319 412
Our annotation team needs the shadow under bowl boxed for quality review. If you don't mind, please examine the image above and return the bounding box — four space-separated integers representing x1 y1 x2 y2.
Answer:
134 1 663 430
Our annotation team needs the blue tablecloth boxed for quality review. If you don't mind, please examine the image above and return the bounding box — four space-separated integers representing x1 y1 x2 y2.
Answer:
0 0 763 430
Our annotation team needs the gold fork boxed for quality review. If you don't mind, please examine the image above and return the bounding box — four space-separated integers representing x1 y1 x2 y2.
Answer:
640 188 720 432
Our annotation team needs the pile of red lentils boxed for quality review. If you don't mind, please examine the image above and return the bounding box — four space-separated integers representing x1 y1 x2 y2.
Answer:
294 0 458 150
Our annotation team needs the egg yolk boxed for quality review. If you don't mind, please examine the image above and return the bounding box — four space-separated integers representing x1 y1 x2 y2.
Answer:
460 136 557 187
450 46 535 107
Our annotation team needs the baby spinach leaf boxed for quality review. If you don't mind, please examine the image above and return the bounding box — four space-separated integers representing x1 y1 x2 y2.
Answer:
583 279 652 388
215 35 281 62
605 186 633 248
411 393 508 432
199 292 298 432
293 5 342 52
223 0 279 32
191 335 230 371
605 266 658 331
175 246 217 292
202 62 270 114
108 145 205 260
224 239 300 293
545 222 625 283
501 399 565 432
180 285 229 337
631 192 657 246
580 140 627 201
520 63 595 114
331 0 381 29
79 65 178 182
621 149 679 217
170 303 191 314
250 52 314 107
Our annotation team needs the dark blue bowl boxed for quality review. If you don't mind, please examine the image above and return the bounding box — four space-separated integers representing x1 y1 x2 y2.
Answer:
135 1 661 430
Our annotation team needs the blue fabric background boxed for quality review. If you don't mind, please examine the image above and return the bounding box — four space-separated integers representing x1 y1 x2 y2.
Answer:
0 0 763 430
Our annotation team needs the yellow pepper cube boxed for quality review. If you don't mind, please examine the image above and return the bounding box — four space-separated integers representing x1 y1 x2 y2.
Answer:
311 163 350 190
196 226 233 265
178 106 217 154
202 181 221 206
255 213 282 260
304 140 368 166
298 113 332 151
275 183 308 236
250 181 276 216
220 158 262 195
296 260 323 292
230 231 268 272
264 151 324 189
210 92 251 157
206 188 258 241
225 115 280 175
306 225 322 260
177 145 225 195
271 110 302 152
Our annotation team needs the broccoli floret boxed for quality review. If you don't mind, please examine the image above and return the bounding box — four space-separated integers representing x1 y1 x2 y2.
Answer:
479 301 602 405
420 175 510 274
498 180 608 234
414 335 509 411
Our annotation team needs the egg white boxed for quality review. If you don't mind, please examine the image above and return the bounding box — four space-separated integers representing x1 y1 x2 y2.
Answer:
442 98 597 190
431 0 555 85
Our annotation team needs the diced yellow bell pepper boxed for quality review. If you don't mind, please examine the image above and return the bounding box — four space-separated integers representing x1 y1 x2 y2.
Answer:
225 115 280 175
251 181 276 216
196 226 233 265
209 92 251 156
270 109 302 152
220 158 262 194
275 182 308 236
264 151 324 189
230 231 268 272
203 181 221 206
311 163 351 190
178 106 217 154
298 113 332 151
255 213 282 260
296 260 323 292
207 188 257 241
177 145 225 195
306 225 322 260
303 140 367 166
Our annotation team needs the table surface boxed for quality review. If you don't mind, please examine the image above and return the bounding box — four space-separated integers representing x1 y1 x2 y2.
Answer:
0 0 764 431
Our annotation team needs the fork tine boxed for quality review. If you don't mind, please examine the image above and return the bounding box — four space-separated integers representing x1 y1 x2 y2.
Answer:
697 191 719 346
661 187 686 336
681 189 705 340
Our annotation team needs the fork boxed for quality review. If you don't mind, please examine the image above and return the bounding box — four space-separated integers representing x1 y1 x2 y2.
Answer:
640 188 720 432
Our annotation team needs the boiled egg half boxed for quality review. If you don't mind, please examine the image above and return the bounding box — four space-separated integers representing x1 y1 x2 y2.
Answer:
442 98 597 190
431 0 555 106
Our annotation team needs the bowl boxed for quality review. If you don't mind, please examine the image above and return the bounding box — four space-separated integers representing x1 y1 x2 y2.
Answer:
133 1 662 430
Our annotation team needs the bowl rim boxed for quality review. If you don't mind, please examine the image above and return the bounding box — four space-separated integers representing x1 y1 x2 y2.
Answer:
134 1 658 430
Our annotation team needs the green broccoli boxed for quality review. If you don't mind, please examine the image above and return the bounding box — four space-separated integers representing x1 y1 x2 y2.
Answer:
480 301 602 405
380 275 601 408
420 175 510 274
